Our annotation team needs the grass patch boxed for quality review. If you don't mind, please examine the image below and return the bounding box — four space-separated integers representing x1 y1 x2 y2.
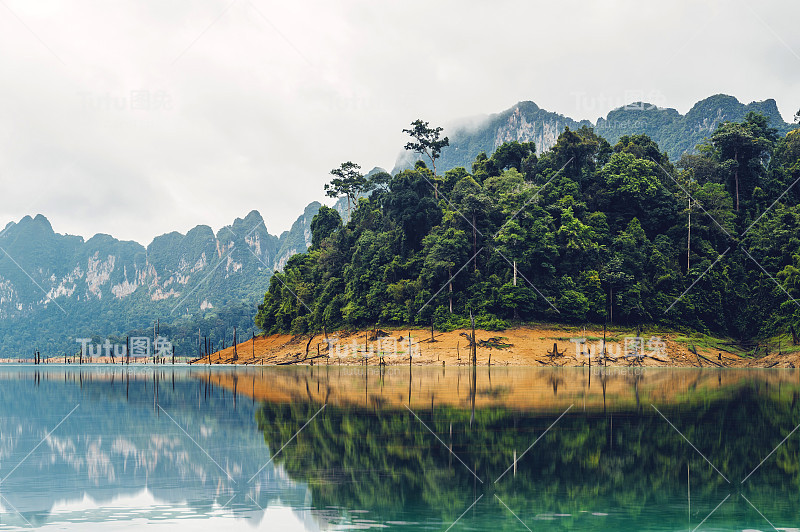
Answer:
672 333 748 356
477 337 513 350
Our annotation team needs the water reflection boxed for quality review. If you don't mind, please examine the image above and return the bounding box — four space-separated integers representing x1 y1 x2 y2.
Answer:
0 367 310 530
0 366 798 531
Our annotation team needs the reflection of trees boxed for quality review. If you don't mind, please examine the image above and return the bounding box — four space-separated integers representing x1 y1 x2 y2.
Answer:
257 386 800 527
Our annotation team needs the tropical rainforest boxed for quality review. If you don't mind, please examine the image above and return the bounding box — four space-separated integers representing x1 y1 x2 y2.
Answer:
256 112 800 343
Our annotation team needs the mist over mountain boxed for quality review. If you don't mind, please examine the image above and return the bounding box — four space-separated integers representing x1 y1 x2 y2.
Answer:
393 94 797 174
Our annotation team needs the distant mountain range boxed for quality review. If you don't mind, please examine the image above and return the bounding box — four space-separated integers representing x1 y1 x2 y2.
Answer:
393 94 797 173
0 205 322 356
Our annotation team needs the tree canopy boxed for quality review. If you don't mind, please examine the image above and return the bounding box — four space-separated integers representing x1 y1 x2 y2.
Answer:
325 161 368 218
257 114 800 342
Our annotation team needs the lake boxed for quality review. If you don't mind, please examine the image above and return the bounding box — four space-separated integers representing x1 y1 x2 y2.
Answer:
0 365 798 531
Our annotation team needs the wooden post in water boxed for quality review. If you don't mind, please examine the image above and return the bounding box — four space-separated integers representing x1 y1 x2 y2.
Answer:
687 197 691 271
603 323 607 367
513 449 517 476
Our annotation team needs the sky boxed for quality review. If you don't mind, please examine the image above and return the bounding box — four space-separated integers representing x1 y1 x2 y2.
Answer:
1 0 799 245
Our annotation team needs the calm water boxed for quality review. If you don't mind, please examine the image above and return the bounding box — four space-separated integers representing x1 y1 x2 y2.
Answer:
0 365 798 531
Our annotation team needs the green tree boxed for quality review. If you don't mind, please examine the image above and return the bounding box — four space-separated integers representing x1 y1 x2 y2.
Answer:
710 113 776 211
556 205 596 271
491 141 536 172
420 217 468 313
310 206 342 249
402 119 450 197
385 166 442 253
600 255 632 323
325 161 367 219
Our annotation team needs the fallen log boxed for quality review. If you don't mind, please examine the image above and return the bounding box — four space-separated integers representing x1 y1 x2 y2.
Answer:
689 346 723 367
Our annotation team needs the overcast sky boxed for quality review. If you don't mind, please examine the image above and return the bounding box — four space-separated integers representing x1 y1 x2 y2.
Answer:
1 0 799 245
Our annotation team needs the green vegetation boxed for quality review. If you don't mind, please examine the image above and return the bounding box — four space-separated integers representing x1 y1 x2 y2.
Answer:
257 114 800 344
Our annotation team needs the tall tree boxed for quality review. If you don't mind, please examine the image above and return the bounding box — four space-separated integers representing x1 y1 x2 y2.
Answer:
325 161 367 219
710 113 776 211
402 120 450 198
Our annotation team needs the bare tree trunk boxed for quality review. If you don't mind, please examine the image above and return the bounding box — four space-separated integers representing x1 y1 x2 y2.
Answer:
734 150 739 211
472 212 477 271
610 287 613 323
449 266 453 313
687 197 691 271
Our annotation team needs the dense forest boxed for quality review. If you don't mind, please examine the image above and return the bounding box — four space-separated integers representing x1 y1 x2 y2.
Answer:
256 112 800 342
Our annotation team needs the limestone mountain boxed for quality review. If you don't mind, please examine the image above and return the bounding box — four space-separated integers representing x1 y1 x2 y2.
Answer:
595 94 795 160
392 101 590 174
393 94 797 173
0 205 321 357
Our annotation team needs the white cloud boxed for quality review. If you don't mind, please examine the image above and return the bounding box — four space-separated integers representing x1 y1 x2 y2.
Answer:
1 0 798 244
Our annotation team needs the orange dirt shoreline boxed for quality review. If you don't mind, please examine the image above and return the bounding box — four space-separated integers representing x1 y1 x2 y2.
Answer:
193 325 799 369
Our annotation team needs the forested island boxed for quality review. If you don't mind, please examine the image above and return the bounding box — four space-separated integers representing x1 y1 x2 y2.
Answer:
255 112 800 350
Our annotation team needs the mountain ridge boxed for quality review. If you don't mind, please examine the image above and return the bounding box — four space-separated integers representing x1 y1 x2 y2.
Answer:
393 94 797 174
0 206 321 356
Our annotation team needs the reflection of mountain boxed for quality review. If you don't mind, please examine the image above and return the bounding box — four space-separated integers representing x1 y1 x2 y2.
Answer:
254 368 800 529
0 367 310 529
3 367 800 531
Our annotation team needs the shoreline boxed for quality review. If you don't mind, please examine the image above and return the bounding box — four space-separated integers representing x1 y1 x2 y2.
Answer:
191 325 800 369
